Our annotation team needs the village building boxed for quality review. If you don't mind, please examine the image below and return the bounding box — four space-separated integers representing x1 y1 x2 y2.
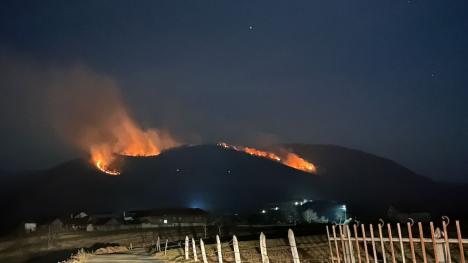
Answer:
131 208 209 227
24 222 37 233
29 208 210 233
259 199 348 224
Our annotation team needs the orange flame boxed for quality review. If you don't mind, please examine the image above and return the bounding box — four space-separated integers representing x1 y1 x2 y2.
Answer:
283 152 316 173
89 111 178 175
217 142 316 173
45 68 179 176
244 147 281 161
96 160 121 176
90 144 120 175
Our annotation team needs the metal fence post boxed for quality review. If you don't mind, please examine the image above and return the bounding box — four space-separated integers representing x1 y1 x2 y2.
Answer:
361 224 370 263
396 223 406 263
430 222 440 263
407 221 416 263
455 220 465 263
442 219 452 263
353 224 362 263
333 225 342 263
369 224 378 263
345 225 356 263
378 222 387 263
327 226 336 262
418 222 428 263
339 225 350 263
387 224 396 263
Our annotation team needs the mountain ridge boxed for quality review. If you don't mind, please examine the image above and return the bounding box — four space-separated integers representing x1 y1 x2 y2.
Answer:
1 143 466 234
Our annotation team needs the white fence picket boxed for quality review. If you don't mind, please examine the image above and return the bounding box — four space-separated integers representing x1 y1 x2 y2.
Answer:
185 236 189 260
233 235 241 263
192 238 198 261
157 235 161 252
260 232 269 263
200 238 208 263
216 234 223 263
288 229 301 263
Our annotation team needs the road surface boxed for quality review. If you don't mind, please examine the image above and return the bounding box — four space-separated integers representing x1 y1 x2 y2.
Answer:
87 248 163 263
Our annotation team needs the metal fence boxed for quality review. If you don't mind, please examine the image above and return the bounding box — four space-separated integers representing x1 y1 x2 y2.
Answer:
326 218 467 263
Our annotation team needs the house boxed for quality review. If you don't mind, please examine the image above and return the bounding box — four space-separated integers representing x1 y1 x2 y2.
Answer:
89 217 123 231
387 206 431 223
62 216 89 231
72 212 88 219
257 199 348 224
123 211 134 222
131 208 209 227
49 218 64 231
86 223 94 232
24 222 37 233
299 200 347 224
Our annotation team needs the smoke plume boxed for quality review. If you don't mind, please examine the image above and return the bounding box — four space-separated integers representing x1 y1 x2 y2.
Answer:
48 67 179 174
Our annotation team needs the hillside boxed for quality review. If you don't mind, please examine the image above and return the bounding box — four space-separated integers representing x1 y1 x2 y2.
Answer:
1 143 466 232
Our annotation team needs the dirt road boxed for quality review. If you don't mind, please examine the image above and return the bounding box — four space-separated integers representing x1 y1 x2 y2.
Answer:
87 249 163 263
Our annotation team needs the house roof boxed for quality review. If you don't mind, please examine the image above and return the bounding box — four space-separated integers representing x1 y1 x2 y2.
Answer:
130 208 208 217
61 216 89 226
89 217 124 225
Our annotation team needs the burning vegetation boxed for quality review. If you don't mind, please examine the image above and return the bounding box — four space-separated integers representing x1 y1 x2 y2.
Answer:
217 142 317 174
48 68 179 176
48 68 315 176
88 113 179 176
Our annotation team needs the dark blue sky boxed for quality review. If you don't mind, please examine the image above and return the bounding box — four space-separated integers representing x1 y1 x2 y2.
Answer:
0 0 467 182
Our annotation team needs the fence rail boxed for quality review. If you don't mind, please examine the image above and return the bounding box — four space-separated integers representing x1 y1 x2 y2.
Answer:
326 219 467 263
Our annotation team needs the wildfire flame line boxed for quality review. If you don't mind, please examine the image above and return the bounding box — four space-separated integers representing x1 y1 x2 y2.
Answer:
89 121 178 176
217 142 317 174
96 160 121 176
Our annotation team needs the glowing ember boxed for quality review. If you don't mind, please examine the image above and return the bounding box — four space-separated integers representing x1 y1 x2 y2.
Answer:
217 142 317 174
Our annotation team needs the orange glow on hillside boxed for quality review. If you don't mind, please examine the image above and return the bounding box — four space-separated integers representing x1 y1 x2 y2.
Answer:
283 152 316 173
89 112 178 175
217 142 316 174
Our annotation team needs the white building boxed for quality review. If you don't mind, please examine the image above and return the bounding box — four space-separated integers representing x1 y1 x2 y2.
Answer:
24 222 37 233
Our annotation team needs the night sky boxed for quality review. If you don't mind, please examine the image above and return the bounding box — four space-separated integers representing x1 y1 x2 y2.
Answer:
0 0 467 182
